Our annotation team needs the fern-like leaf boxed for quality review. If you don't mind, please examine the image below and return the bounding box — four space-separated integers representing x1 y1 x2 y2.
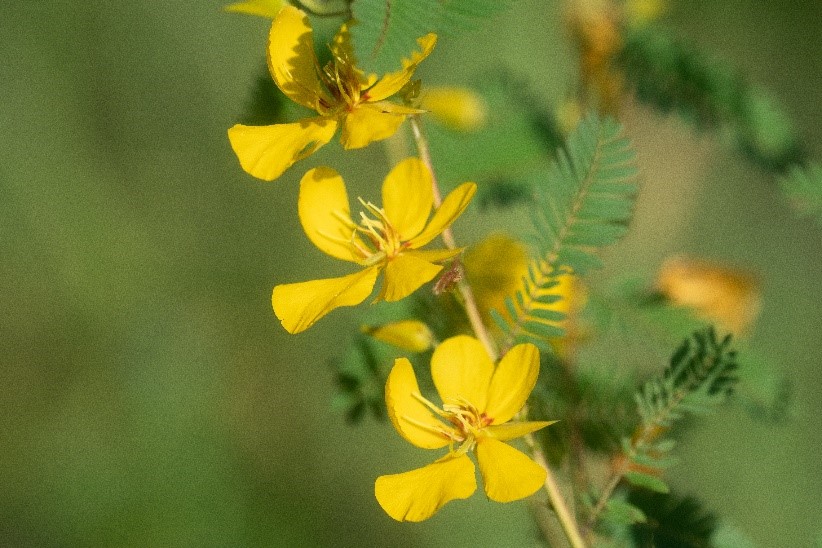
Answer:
635 327 738 428
495 115 638 350
350 0 513 74
624 327 737 480
530 115 639 275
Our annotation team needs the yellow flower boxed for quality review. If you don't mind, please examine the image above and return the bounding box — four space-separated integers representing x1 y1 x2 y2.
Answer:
228 6 436 181
273 158 476 333
223 0 283 18
420 86 488 132
375 336 555 522
657 256 761 336
362 320 435 353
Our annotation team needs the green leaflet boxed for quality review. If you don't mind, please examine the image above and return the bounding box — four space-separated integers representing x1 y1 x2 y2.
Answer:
350 0 512 74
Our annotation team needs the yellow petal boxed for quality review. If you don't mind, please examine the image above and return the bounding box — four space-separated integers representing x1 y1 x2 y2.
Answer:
476 437 546 503
363 320 434 353
485 421 556 442
409 182 476 248
485 343 540 425
385 358 452 449
272 267 379 333
267 5 329 110
420 86 488 132
297 167 360 262
381 157 433 241
340 103 407 150
365 34 437 103
431 335 493 410
376 253 442 302
375 453 476 522
227 117 337 181
223 0 284 18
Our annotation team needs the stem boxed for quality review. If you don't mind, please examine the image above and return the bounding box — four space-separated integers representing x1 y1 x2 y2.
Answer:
525 424 587 548
409 115 587 548
409 115 496 358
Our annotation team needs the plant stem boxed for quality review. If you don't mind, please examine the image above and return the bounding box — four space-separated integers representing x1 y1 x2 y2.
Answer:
409 115 497 358
409 114 587 548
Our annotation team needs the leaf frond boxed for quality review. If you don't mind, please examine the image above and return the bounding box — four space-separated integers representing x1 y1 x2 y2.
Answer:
493 115 638 349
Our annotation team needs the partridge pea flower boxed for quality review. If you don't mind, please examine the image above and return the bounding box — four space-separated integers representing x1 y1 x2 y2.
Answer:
273 158 476 334
228 5 436 181
375 336 555 522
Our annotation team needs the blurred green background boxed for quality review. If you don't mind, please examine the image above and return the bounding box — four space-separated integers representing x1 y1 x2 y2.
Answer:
1 1 819 546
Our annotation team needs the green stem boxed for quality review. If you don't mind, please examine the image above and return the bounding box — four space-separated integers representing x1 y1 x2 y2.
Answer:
409 115 587 548
409 115 497 359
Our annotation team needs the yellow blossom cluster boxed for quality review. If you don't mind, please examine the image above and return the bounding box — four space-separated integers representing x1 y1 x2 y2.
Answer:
225 4 555 522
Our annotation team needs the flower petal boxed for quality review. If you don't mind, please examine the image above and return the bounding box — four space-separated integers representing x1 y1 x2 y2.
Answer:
223 0 284 18
476 437 546 503
485 421 556 442
364 320 434 353
227 117 337 181
298 167 361 262
365 34 437 102
267 5 329 110
375 453 476 522
340 103 407 150
431 335 493 410
381 157 433 241
385 358 452 449
375 253 442 302
409 182 476 248
272 267 379 333
485 342 540 425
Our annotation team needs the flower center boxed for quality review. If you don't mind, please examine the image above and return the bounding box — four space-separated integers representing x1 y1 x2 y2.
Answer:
408 393 493 455
442 400 493 450
343 198 406 265
317 48 368 115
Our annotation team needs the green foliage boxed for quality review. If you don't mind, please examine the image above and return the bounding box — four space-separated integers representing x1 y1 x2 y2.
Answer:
780 162 822 223
530 358 638 466
614 328 737 496
619 25 805 173
635 327 737 428
628 490 718 548
624 470 669 494
330 336 390 422
528 115 639 275
602 498 647 526
350 0 512 74
493 115 638 350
